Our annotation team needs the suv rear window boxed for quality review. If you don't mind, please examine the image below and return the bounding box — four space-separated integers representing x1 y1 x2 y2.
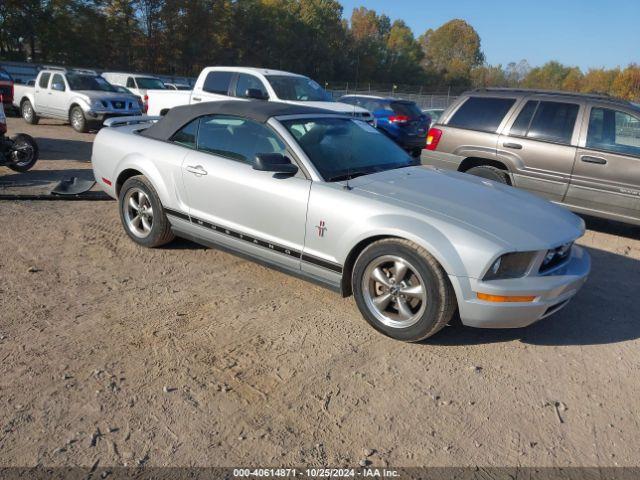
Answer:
203 71 233 95
390 101 422 119
448 97 515 132
510 100 579 144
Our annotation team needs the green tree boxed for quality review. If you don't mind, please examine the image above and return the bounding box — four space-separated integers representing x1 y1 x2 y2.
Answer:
419 19 484 87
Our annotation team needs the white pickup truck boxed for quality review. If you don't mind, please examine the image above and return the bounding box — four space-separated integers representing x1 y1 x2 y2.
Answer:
13 68 142 132
146 66 372 122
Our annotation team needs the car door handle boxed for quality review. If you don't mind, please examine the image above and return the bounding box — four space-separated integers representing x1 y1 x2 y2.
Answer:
503 142 522 149
186 165 207 175
581 155 607 165
192 97 201 102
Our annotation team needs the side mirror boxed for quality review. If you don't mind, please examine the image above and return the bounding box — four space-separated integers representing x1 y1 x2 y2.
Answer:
245 88 269 100
253 153 298 175
52 82 65 92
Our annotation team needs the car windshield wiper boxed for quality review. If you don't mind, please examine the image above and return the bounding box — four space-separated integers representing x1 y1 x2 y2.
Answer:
327 170 374 182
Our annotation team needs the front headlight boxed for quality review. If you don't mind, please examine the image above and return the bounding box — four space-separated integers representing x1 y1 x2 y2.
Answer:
92 100 107 109
483 251 537 280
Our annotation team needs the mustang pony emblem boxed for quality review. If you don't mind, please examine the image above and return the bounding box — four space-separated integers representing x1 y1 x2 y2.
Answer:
316 220 327 237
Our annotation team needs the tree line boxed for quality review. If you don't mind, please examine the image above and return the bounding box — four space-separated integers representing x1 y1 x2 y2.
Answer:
1 0 638 99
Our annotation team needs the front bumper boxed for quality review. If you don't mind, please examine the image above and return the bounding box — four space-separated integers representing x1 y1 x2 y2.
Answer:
449 246 591 328
86 109 143 122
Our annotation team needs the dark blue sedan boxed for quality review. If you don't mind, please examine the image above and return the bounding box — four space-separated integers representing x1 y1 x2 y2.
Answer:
338 95 431 157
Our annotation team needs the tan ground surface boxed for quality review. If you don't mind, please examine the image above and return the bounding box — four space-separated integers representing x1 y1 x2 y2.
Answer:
1 117 639 468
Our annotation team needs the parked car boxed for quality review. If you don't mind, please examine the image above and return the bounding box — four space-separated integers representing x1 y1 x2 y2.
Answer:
13 68 142 132
422 88 640 226
423 107 444 126
339 95 430 157
91 101 589 342
0 67 14 112
145 67 373 123
101 72 167 113
164 82 191 91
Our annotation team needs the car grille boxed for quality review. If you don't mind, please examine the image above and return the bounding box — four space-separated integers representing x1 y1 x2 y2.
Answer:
111 100 127 109
539 242 573 274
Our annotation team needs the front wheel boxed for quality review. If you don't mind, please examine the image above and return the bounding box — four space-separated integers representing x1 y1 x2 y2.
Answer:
7 134 39 172
119 175 175 248
70 106 88 133
352 239 456 342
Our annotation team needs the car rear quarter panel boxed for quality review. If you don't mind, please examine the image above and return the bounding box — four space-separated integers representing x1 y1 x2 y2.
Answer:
92 127 189 211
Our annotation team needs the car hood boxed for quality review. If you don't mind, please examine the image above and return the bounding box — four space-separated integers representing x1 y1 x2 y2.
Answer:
76 91 139 102
285 100 370 115
350 166 585 250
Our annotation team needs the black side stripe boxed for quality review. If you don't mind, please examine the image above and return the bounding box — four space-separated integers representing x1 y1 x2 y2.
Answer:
165 208 343 274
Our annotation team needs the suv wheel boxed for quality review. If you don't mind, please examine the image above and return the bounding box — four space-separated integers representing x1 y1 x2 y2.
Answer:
352 238 456 342
21 100 39 125
70 106 88 133
466 165 510 185
119 176 175 248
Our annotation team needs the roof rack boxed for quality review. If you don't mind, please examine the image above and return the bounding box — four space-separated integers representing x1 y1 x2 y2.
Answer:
472 87 633 106
40 65 67 72
70 68 98 75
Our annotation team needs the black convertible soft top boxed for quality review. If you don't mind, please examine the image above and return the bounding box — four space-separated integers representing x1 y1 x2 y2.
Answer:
141 100 341 141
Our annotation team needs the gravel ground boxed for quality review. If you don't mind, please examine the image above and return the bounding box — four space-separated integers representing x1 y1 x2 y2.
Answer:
1 117 639 469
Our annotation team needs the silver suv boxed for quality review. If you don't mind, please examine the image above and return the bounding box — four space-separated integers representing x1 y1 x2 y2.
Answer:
422 88 640 226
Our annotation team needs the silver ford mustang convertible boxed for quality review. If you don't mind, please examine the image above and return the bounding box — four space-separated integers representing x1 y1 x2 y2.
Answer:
92 101 590 342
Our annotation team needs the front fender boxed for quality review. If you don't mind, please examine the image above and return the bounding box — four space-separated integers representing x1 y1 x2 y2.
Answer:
339 214 469 277
69 95 92 113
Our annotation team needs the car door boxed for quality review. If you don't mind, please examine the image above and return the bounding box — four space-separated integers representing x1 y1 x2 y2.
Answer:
192 71 234 104
179 114 311 271
34 72 52 115
566 104 640 221
48 73 68 119
232 73 269 100
497 98 583 202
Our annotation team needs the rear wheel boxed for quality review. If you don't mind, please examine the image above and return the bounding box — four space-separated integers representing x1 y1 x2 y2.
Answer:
352 238 456 342
70 106 88 133
119 176 175 248
21 100 39 125
7 134 39 172
466 165 510 185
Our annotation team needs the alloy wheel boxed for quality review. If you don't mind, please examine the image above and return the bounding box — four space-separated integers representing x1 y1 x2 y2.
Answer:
123 188 154 238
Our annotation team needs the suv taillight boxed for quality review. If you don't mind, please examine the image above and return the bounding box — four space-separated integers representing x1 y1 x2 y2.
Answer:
425 128 442 150
389 115 409 124
143 94 149 113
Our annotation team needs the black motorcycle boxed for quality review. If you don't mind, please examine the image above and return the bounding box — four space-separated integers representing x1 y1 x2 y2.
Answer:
0 132 39 172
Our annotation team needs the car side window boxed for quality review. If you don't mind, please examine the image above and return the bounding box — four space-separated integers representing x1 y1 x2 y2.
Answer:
235 74 268 99
448 97 516 132
526 101 579 144
203 72 233 95
126 77 135 88
170 119 199 148
587 107 640 157
509 100 538 137
51 74 66 91
196 115 287 164
38 73 51 89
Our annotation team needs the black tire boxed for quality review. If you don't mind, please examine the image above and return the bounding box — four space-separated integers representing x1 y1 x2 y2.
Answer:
118 175 175 248
352 238 456 342
7 134 39 172
466 165 510 185
21 100 39 125
70 106 88 133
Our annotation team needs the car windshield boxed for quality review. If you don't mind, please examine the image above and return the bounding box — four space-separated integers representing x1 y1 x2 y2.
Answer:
136 77 166 89
282 117 413 181
66 74 116 92
266 75 331 101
